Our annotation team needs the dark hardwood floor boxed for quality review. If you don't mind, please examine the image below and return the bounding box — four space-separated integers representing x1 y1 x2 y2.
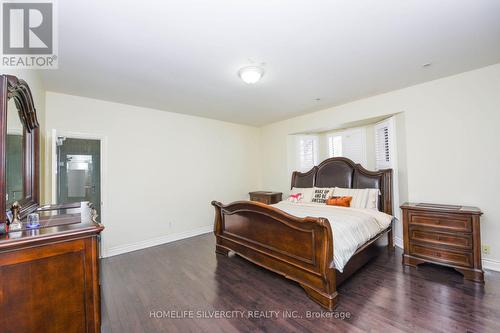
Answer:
101 233 500 333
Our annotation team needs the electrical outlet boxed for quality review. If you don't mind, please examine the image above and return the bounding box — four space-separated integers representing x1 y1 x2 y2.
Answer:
482 245 491 255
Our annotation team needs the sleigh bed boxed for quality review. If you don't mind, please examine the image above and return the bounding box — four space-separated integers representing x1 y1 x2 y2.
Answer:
212 157 393 310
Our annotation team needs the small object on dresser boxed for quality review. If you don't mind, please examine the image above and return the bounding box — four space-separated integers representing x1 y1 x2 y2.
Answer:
27 213 40 229
6 210 13 224
249 191 283 205
401 202 484 283
9 201 22 232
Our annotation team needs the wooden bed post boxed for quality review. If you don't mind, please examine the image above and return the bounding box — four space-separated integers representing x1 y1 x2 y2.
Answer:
213 201 230 256
388 228 394 248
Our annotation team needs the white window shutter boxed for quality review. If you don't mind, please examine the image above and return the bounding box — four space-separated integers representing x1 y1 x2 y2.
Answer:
328 135 342 158
296 135 318 172
373 116 399 224
375 118 394 170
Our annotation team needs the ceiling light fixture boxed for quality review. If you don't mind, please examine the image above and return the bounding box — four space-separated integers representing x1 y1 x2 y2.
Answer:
238 66 264 84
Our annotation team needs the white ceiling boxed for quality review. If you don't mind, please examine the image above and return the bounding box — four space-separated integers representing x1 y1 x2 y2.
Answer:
40 0 500 126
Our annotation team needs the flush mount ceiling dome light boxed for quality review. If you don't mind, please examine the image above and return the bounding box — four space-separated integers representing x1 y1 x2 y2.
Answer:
238 66 264 84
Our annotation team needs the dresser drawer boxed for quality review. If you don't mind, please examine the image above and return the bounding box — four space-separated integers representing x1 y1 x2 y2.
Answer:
409 243 473 268
408 211 472 232
410 227 473 250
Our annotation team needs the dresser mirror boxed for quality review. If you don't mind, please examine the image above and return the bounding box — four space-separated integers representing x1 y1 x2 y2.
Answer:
6 98 24 206
0 74 40 223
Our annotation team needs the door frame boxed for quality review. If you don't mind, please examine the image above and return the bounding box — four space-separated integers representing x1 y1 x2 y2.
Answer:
50 129 107 224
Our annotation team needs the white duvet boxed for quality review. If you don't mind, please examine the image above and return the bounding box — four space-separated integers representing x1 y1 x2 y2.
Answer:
271 201 393 272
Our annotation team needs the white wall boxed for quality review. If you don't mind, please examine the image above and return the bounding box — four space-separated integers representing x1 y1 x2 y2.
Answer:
45 92 262 256
260 63 500 267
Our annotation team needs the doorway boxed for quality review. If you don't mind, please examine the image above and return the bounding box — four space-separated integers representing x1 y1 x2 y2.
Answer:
54 136 102 220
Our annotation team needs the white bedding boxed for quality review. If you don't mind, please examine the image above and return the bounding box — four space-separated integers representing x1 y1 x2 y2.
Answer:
271 201 393 272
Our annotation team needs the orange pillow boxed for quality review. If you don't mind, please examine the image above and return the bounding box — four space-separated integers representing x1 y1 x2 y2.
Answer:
326 196 352 207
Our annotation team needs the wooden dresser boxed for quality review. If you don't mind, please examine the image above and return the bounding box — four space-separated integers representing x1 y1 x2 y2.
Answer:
249 191 283 205
401 202 483 282
0 202 104 332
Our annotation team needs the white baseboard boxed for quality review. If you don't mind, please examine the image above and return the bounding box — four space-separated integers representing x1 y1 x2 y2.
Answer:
483 258 500 272
394 236 403 249
102 225 213 258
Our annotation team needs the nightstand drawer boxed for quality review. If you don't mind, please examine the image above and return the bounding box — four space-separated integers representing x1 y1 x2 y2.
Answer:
410 227 473 250
251 196 269 204
410 243 473 268
409 212 472 232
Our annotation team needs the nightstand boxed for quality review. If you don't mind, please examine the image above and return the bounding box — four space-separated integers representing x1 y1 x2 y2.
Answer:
249 191 283 205
401 202 484 283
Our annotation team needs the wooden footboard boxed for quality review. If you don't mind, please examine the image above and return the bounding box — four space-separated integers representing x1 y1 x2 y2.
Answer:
212 200 338 309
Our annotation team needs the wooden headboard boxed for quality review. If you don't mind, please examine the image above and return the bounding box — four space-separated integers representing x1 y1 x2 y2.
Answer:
291 157 393 215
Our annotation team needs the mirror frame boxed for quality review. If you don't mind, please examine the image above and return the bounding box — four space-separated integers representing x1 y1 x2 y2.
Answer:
0 74 40 223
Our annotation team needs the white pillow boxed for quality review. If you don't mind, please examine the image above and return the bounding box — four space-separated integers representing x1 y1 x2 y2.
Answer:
289 187 314 203
332 187 380 210
311 187 334 204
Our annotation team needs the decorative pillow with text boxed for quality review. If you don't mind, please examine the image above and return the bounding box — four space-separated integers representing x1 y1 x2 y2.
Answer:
311 188 332 203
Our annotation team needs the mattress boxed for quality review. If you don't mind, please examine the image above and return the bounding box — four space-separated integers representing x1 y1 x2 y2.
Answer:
271 201 393 272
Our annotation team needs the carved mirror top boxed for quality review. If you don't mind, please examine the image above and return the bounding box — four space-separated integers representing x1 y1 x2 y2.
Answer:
6 75 39 132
